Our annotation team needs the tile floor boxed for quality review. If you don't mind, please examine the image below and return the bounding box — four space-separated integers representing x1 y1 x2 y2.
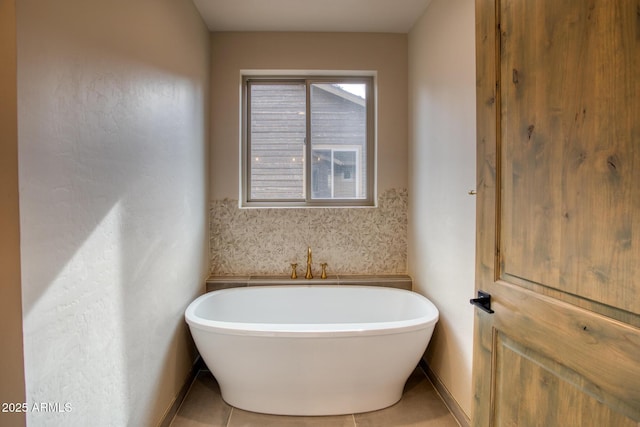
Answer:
169 367 459 427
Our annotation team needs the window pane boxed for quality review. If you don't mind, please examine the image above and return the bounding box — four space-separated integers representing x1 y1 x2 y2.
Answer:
310 83 367 199
333 151 357 198
311 149 331 198
249 83 306 200
243 77 374 207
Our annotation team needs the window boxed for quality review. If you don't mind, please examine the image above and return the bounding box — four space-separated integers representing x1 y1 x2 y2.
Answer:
312 148 359 199
242 76 375 207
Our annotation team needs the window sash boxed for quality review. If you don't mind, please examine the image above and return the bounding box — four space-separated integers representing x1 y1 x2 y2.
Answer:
242 76 375 207
311 147 361 199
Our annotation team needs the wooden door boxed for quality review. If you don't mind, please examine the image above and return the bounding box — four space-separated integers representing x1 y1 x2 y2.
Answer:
473 0 640 425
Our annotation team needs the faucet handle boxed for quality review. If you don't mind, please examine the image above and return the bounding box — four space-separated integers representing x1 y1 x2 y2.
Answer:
320 263 328 279
290 263 298 279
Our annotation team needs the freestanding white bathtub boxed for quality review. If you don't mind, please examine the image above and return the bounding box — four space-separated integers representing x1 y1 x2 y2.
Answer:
185 285 439 416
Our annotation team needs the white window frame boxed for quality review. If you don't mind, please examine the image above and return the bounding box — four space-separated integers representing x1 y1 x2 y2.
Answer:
241 75 375 208
311 146 361 199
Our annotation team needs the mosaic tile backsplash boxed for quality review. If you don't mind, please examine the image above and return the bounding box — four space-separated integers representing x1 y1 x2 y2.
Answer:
209 188 408 276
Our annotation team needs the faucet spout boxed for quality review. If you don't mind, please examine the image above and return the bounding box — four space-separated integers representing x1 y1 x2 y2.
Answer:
305 247 313 279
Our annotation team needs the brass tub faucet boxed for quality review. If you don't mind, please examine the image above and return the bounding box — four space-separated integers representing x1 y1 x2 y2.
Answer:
305 247 313 279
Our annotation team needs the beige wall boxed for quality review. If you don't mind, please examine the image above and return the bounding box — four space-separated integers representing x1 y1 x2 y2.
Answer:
208 32 409 276
0 1 26 426
408 0 477 419
17 0 210 425
209 32 408 200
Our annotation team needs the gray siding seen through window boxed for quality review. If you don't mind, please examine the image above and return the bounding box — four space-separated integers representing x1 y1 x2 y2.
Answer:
245 77 373 206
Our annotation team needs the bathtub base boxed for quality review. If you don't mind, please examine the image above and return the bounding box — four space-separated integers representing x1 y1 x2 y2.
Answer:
220 383 404 416
194 330 431 416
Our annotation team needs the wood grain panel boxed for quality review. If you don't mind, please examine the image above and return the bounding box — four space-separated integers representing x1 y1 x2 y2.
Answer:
492 282 640 421
500 0 640 314
495 331 638 427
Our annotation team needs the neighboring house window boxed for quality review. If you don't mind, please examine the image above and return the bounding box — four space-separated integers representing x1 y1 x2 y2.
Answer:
242 76 375 207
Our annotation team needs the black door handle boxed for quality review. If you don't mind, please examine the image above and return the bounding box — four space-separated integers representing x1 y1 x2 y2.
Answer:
470 291 494 314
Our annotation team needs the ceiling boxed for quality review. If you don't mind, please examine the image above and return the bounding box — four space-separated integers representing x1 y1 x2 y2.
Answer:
192 0 434 33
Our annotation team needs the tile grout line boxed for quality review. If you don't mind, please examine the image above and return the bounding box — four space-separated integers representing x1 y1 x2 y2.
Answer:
225 407 234 427
166 369 201 427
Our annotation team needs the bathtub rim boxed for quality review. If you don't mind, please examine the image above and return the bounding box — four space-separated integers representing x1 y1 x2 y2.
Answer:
185 285 439 338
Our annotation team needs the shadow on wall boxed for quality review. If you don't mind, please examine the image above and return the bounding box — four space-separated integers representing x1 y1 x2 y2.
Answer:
18 0 209 425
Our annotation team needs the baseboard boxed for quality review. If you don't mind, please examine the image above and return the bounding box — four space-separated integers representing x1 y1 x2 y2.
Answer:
157 356 205 427
418 359 471 427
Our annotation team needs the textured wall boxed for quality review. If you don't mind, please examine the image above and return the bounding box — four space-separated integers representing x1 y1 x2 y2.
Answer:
408 0 477 418
210 188 407 276
17 0 210 426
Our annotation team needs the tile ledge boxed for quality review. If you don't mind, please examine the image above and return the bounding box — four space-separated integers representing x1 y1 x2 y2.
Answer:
206 274 412 292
